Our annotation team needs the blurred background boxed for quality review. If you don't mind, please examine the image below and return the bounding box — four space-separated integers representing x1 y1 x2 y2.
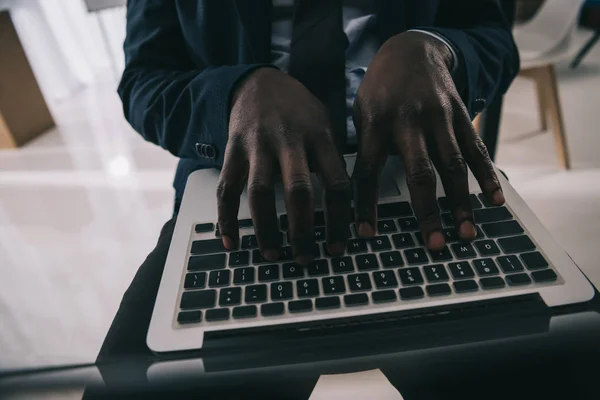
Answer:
0 0 599 377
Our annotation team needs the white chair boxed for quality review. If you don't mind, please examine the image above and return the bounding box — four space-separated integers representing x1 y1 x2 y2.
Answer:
512 0 587 170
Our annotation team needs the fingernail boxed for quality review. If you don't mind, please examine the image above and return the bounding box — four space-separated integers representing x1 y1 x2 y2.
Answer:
459 220 477 239
222 236 236 250
264 248 280 261
295 254 314 266
327 242 345 256
492 189 505 205
358 223 375 237
428 231 445 251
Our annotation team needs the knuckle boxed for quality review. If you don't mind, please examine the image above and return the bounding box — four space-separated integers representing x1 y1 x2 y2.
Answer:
247 178 272 198
444 153 468 176
406 162 436 188
216 180 237 203
287 174 313 196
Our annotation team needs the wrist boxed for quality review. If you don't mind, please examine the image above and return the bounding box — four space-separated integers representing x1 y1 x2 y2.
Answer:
392 31 454 72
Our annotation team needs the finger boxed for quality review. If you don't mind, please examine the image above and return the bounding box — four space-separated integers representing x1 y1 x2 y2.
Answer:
453 100 505 207
309 134 352 256
352 121 388 238
396 126 445 251
247 148 281 261
279 145 315 265
216 141 248 250
427 119 476 241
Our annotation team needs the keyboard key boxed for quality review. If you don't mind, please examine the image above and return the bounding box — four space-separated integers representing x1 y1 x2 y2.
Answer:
233 267 255 285
482 220 524 238
178 311 202 324
252 249 269 264
404 248 429 264
480 277 505 289
244 284 267 303
344 293 369 306
474 207 513 224
188 253 226 271
356 254 380 271
398 267 424 285
307 259 329 276
442 228 459 243
184 272 207 289
322 276 346 295
271 281 293 300
378 201 413 218
229 251 250 267
258 264 279 281
331 256 354 273
370 236 392 251
279 214 289 230
194 223 214 233
473 258 499 276
314 227 326 242
399 286 424 300
209 270 231 287
449 262 475 279
372 270 399 288
478 193 494 207
281 246 294 261
476 226 485 238
380 251 404 268
451 242 477 259
423 264 449 282
441 213 454 226
392 233 415 248
241 235 258 249
347 239 368 254
521 252 549 270
288 299 313 313
316 296 341 309
232 305 257 319
261 302 285 316
474 240 501 256
180 290 216 309
430 247 453 262
314 211 326 226
453 280 479 293
205 308 230 321
191 239 228 255
398 217 419 231
377 219 397 233
532 269 558 282
497 255 524 273
215 224 220 237
282 263 304 279
348 273 372 292
219 287 241 306
372 290 397 303
498 235 535 253
297 279 320 297
426 283 452 296
506 273 532 286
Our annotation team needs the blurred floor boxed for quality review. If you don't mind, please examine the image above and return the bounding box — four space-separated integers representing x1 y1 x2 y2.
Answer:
1 29 599 374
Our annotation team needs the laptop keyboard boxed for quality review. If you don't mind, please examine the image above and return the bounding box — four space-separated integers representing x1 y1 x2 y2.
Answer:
176 194 561 325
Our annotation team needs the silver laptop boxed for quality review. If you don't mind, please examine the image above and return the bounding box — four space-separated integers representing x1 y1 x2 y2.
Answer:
147 155 595 353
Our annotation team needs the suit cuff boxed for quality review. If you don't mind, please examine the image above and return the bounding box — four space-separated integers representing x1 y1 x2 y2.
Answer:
407 29 459 76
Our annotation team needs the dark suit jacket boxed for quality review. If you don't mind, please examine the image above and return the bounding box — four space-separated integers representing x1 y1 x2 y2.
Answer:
118 0 520 203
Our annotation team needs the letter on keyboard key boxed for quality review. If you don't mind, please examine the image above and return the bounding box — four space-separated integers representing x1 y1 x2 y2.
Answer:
474 207 513 223
453 280 478 293
288 299 313 313
380 251 404 268
219 287 241 306
404 248 429 264
482 221 524 238
451 243 477 259
372 290 397 303
184 272 207 289
497 255 524 273
347 239 368 254
392 233 415 248
244 284 267 303
188 253 226 271
307 259 329 276
191 239 227 255
498 235 535 253
348 273 372 292
316 296 341 309
205 308 230 321
520 252 549 270
473 258 499 276
398 267 424 285
322 276 346 295
448 262 475 279
232 305 257 319
261 302 285 316
426 283 452 296
258 264 279 281
180 290 216 309
506 273 532 286
399 286 424 300
398 217 419 231
377 220 397 233
480 277 506 289
474 240 501 256
344 293 369 306
423 264 449 282
532 269 558 282
282 263 304 279
370 236 392 251
178 311 202 324
331 257 354 273
356 254 379 271
271 281 293 300
372 270 399 288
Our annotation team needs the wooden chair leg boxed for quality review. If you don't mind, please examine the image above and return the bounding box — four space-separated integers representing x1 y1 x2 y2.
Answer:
542 64 571 169
534 77 548 131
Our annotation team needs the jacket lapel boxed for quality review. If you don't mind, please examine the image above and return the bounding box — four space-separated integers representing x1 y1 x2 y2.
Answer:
376 0 439 41
233 0 272 63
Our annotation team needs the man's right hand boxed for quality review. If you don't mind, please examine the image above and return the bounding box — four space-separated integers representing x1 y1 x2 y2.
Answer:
217 68 351 265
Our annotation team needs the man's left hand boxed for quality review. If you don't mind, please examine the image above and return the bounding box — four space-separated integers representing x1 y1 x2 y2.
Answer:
352 31 505 251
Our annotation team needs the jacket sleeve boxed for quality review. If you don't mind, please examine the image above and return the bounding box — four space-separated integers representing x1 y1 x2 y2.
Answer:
118 0 268 167
424 0 520 117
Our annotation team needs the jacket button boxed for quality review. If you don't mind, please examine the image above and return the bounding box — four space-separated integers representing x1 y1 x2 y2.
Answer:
204 144 217 159
195 143 207 158
474 98 486 114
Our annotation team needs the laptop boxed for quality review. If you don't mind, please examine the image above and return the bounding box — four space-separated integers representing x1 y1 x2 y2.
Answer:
146 154 595 352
